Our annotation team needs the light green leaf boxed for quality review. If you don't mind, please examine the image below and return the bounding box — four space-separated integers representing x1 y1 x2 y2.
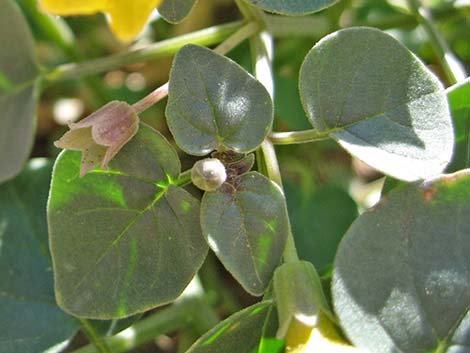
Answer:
48 124 208 319
447 78 470 172
166 44 273 156
333 170 470 353
201 172 288 296
0 0 39 183
159 0 198 24
243 0 339 15
186 301 272 353
0 159 79 353
299 27 454 181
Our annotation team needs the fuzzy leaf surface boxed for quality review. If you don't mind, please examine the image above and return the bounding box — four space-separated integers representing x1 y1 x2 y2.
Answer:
166 44 273 156
243 0 339 15
48 125 208 318
299 27 454 181
201 172 288 295
333 171 470 353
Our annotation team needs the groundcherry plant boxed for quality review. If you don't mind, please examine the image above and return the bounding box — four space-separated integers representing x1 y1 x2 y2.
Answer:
1 0 469 353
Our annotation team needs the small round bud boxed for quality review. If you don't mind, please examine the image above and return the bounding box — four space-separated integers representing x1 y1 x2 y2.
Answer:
191 158 227 192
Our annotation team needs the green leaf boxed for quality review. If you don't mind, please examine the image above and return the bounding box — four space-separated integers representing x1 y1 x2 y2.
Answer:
243 0 340 15
201 172 288 296
166 44 273 156
285 182 358 272
0 0 39 183
159 0 198 24
299 27 454 181
48 124 208 319
0 159 79 353
186 301 272 353
446 79 470 172
333 170 470 353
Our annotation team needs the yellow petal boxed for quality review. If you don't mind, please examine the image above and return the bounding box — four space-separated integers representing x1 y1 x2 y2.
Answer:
285 313 366 353
40 0 105 15
105 0 163 41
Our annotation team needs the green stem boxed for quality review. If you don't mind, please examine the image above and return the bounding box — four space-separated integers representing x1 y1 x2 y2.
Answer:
71 303 192 353
247 27 299 264
406 0 466 85
79 319 113 353
174 169 192 187
43 21 244 82
269 129 329 145
214 21 261 55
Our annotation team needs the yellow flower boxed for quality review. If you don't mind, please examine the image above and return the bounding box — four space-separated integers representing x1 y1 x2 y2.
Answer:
54 101 139 177
285 313 366 353
40 0 163 41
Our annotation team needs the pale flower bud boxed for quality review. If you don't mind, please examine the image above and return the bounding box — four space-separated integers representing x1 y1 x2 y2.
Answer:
191 158 227 192
54 101 139 177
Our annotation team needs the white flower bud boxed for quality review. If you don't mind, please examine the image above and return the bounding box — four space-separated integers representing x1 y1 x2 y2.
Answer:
191 158 227 192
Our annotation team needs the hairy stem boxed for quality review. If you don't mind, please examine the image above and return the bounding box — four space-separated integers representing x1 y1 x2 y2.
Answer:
269 129 330 145
406 0 466 85
43 21 244 83
71 303 191 353
247 25 300 263
79 319 113 353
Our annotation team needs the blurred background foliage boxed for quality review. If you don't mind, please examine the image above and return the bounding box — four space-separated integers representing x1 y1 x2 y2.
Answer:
12 0 469 350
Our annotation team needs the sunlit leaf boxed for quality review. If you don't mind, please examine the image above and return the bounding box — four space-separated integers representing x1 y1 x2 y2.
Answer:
166 44 273 156
299 27 454 181
333 170 470 353
201 172 288 295
186 301 272 353
48 124 208 318
159 0 198 23
243 0 339 15
446 78 470 172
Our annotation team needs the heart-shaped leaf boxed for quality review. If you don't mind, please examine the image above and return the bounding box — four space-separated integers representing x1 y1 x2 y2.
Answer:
0 0 39 183
299 27 454 181
48 124 208 319
243 0 340 15
0 159 79 353
201 172 288 295
159 0 198 24
446 79 470 172
333 170 470 353
186 301 273 353
166 44 273 156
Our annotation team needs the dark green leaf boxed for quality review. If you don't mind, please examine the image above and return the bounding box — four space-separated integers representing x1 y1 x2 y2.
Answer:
166 44 273 156
243 0 339 15
159 0 198 24
0 0 39 183
48 124 208 319
299 27 454 181
333 170 470 353
447 79 470 172
0 159 79 353
201 172 288 295
186 301 272 353
285 182 358 272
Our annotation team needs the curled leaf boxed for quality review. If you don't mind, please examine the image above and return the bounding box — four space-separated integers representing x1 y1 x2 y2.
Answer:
54 101 139 177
